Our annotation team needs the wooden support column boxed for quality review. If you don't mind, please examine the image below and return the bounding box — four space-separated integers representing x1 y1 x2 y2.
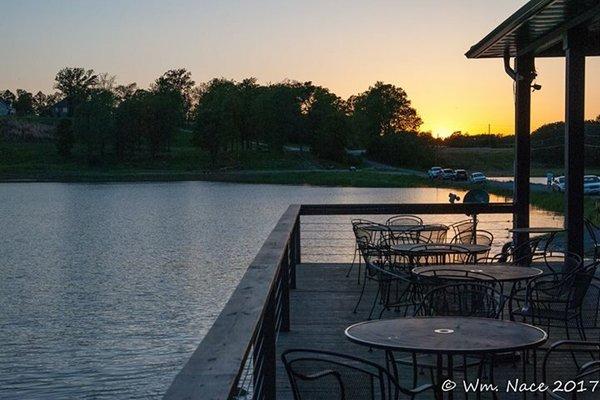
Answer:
564 28 586 258
513 54 534 257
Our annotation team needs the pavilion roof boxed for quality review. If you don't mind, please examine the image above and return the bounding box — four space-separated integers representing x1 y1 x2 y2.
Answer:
466 0 600 59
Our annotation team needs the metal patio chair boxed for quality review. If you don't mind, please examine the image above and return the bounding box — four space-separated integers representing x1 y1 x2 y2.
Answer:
416 225 449 244
509 255 599 341
386 214 423 226
541 340 600 400
352 237 397 317
415 282 506 319
484 235 544 266
585 218 600 262
450 229 494 262
281 349 435 400
449 219 475 237
366 257 426 320
348 219 386 284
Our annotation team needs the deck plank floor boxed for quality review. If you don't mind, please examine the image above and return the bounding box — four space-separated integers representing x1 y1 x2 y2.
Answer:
275 263 599 400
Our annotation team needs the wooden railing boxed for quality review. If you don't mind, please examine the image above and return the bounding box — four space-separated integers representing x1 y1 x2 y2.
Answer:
163 202 513 400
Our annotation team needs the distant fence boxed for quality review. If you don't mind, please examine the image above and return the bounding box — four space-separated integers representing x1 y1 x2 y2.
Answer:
163 202 514 400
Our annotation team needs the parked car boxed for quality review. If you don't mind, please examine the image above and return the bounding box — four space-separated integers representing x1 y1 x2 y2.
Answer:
441 168 456 180
584 175 600 195
470 172 487 183
551 176 565 192
550 175 599 195
454 169 468 181
427 166 443 179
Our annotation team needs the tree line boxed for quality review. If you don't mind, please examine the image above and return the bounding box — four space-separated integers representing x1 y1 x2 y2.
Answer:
2 67 436 167
530 117 600 167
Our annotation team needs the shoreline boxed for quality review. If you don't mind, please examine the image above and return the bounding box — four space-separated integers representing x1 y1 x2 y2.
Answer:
3 169 591 218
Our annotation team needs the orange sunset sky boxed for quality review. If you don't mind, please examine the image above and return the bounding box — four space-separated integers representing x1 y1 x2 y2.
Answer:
1 0 599 137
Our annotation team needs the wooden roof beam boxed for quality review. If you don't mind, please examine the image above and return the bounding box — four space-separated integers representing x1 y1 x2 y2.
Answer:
517 3 600 57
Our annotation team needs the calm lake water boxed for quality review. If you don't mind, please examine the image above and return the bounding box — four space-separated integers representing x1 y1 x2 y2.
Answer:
0 182 563 399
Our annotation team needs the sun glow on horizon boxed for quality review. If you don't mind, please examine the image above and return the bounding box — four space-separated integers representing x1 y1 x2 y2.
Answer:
429 126 454 138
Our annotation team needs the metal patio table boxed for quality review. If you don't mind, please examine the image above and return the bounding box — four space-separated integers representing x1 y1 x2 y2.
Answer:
363 223 449 233
412 264 544 283
390 243 491 265
345 317 547 400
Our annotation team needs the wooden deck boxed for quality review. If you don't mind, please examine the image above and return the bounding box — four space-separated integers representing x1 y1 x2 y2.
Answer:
275 263 598 400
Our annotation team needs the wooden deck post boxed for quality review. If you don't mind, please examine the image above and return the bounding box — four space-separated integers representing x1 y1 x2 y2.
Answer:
564 27 586 258
290 216 301 289
281 245 290 332
513 54 534 261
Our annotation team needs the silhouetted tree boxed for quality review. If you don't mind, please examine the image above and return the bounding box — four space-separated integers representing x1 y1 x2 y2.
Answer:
349 82 422 148
306 87 348 162
73 89 115 164
531 120 600 167
154 69 195 118
369 131 436 168
114 89 145 161
114 83 138 102
55 118 74 159
442 131 513 148
238 78 260 150
33 91 48 115
54 67 99 114
1 90 16 107
145 90 183 157
194 78 240 158
97 73 117 91
14 89 35 116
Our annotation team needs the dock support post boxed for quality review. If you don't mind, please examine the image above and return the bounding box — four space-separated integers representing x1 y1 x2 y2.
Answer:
564 27 586 260
513 53 534 263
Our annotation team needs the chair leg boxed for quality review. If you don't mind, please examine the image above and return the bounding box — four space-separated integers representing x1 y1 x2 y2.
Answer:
412 352 418 388
353 275 368 314
577 315 587 340
368 286 381 320
532 349 537 388
490 355 498 400
463 355 469 400
346 246 357 278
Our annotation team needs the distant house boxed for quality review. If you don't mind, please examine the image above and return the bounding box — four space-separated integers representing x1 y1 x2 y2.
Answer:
51 98 70 117
0 100 14 116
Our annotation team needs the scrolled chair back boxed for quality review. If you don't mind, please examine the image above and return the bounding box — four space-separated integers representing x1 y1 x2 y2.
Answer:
281 349 434 400
490 235 544 265
415 282 506 319
386 214 423 226
449 219 475 236
409 243 472 266
523 256 596 314
569 259 599 310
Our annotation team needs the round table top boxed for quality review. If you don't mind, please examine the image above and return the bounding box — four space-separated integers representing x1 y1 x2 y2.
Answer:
345 317 547 355
363 223 448 233
390 243 490 255
509 227 565 234
412 264 544 282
